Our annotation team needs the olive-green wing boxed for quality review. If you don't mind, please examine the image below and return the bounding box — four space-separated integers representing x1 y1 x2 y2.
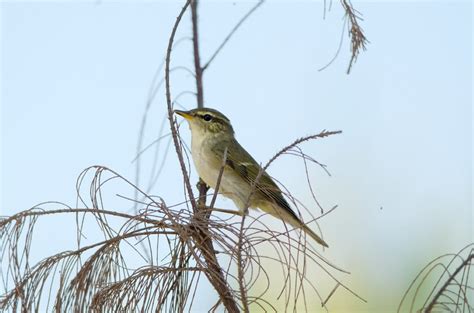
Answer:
212 139 300 221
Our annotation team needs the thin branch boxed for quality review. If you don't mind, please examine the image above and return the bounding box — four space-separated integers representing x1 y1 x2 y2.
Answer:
340 0 368 74
191 0 204 108
202 0 265 72
209 147 228 209
189 1 241 311
398 244 474 313
264 131 343 172
426 253 474 312
165 0 197 211
0 208 165 229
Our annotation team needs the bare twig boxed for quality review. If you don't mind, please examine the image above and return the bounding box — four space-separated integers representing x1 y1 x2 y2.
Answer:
340 0 368 73
399 244 474 313
191 0 204 108
164 0 196 211
202 0 265 72
209 147 228 210
426 253 474 311
0 208 165 229
264 131 343 172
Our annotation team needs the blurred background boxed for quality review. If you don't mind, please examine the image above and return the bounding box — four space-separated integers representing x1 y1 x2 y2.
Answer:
1 0 472 312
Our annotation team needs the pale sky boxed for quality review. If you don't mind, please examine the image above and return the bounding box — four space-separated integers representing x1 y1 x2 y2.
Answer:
1 1 472 312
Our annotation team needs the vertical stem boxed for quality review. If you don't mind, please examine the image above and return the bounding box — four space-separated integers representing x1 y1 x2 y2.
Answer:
191 0 204 109
189 1 240 312
165 1 196 210
191 0 208 212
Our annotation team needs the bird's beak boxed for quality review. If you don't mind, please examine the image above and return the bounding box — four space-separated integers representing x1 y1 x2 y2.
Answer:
174 110 194 121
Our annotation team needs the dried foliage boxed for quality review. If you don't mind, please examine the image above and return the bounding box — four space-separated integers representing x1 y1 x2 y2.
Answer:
1 129 362 312
399 244 474 313
319 0 368 73
340 0 368 73
1 0 369 312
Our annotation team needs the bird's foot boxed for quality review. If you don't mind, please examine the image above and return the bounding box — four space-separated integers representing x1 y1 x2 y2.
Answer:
196 179 210 191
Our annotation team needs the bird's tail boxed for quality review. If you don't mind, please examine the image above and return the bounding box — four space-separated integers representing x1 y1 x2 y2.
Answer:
300 223 329 248
263 203 329 248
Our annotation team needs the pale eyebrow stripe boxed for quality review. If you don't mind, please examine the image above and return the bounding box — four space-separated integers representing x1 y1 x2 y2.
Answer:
196 112 229 124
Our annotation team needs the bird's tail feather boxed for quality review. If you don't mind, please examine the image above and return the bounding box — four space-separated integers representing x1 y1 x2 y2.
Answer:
301 223 329 248
262 202 329 248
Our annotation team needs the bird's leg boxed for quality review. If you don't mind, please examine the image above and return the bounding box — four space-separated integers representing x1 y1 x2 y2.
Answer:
196 179 210 191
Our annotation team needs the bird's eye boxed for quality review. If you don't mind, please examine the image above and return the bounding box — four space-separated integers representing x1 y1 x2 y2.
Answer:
203 114 213 122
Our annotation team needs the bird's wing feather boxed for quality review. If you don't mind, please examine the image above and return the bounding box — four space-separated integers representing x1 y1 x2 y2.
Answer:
212 139 300 222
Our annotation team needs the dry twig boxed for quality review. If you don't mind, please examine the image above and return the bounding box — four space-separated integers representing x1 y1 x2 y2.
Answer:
398 244 474 313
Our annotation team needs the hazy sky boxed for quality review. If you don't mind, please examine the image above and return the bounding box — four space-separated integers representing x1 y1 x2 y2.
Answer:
1 1 472 312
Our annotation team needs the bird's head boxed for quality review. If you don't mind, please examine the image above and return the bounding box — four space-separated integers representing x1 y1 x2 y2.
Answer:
174 108 234 138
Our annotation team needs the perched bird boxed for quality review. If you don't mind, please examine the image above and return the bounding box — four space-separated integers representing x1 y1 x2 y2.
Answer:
175 108 328 248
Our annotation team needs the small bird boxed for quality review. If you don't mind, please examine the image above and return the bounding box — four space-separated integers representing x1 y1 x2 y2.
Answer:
175 108 328 248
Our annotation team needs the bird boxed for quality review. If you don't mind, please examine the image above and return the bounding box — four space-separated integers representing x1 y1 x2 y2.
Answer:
175 107 328 248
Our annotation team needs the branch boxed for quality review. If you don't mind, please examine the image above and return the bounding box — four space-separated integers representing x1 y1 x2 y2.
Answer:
425 253 474 312
165 0 197 211
235 130 344 312
0 208 166 229
191 0 204 108
202 0 264 72
264 130 343 172
189 1 240 311
340 0 368 74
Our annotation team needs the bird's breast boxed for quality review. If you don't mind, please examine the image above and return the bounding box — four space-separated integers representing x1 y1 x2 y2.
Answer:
191 134 220 188
190 135 252 210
